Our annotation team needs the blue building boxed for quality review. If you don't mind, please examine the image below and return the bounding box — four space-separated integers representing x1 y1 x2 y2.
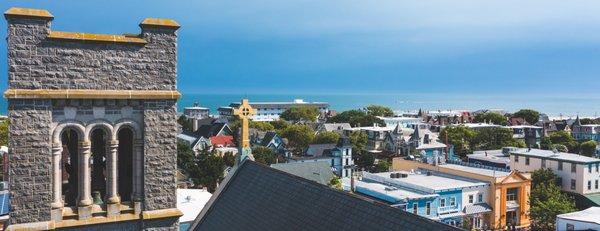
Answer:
351 170 491 228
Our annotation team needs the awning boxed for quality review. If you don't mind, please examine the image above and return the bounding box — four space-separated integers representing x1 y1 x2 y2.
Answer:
463 203 493 215
438 212 465 219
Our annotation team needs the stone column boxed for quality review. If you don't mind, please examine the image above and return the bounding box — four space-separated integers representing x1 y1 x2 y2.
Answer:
106 140 120 217
51 144 63 209
51 143 63 221
78 141 93 219
133 139 144 215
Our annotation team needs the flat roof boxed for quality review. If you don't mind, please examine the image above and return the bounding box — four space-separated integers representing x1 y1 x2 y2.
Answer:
354 180 437 201
460 123 502 128
438 163 511 177
368 171 488 193
511 149 600 164
177 189 212 223
345 126 393 132
468 150 514 165
377 116 423 122
556 207 600 225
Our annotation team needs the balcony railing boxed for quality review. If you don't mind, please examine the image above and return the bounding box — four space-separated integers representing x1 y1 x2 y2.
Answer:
438 205 460 214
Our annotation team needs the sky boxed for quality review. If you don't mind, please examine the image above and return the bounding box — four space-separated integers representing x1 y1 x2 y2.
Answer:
1 0 600 96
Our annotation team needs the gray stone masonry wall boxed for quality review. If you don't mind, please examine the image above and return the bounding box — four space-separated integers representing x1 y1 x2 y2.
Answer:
6 11 179 229
143 100 178 211
7 16 177 90
8 99 53 224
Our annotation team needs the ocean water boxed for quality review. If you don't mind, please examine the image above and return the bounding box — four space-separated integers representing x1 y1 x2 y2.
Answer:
0 93 598 118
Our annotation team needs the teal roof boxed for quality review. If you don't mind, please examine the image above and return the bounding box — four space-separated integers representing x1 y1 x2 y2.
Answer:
270 161 334 185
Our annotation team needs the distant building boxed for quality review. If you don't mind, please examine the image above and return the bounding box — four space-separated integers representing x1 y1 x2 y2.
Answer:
393 158 531 230
467 147 523 169
345 125 392 152
351 170 491 228
189 160 460 231
317 123 351 134
177 118 234 153
571 116 600 142
377 116 422 129
184 102 210 120
288 139 354 178
510 149 600 195
219 99 329 121
555 207 600 231
508 125 544 148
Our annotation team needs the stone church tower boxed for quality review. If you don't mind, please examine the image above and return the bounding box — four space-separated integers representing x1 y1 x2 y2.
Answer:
4 8 182 230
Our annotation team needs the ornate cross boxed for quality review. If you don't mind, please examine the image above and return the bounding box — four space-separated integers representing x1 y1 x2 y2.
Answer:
233 99 256 149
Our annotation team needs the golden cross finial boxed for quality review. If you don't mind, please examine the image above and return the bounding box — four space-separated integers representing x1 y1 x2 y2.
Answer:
233 99 256 148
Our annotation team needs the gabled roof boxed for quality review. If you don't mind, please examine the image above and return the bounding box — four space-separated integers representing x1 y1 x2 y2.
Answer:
259 131 278 147
190 161 460 231
209 135 235 147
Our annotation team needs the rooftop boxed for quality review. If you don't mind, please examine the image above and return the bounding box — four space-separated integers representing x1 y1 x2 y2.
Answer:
438 163 511 177
367 171 488 193
556 207 600 225
191 161 459 230
353 180 438 202
177 189 212 223
511 149 600 164
270 161 334 185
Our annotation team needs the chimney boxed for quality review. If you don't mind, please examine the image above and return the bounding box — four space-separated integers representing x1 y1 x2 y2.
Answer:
192 118 199 132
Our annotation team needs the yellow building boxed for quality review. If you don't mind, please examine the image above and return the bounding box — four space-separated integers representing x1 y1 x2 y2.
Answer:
392 158 531 230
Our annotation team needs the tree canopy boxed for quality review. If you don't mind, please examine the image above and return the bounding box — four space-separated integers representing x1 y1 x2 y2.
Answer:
512 109 540 125
280 106 319 123
252 146 278 165
328 109 383 127
177 115 194 132
530 168 576 231
365 105 394 117
440 126 525 159
548 131 579 153
472 127 525 150
439 126 477 158
312 131 341 144
580 140 598 157
473 112 508 125
279 124 315 155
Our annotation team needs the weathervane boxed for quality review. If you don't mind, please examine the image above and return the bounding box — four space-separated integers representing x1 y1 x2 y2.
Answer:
233 99 256 164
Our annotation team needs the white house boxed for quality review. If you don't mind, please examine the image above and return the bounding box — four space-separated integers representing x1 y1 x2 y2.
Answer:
219 99 329 122
556 207 600 231
510 149 600 195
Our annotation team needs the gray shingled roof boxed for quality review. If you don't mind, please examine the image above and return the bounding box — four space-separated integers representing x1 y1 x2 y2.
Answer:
270 161 334 185
190 161 461 231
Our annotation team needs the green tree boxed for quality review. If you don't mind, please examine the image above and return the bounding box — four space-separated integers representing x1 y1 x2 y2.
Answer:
473 127 525 150
194 150 226 192
549 131 579 153
223 151 235 167
554 144 568 152
530 169 576 231
355 151 375 169
540 137 553 150
177 141 196 173
365 105 394 117
280 106 320 123
177 115 194 132
0 120 8 180
580 118 600 125
580 140 598 157
348 131 371 169
312 131 341 144
252 146 277 165
473 112 508 125
374 160 391 173
328 176 342 190
328 110 384 127
270 120 289 131
439 126 477 159
280 124 315 155
512 109 540 125
249 121 275 131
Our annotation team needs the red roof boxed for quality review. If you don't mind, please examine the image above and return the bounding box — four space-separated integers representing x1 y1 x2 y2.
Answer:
210 135 235 147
